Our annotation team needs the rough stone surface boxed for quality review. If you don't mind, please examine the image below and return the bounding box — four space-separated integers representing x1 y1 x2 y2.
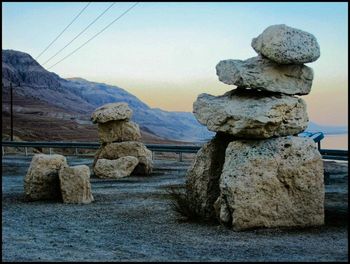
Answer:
96 141 153 175
216 56 313 95
94 157 139 179
59 165 94 204
214 136 324 230
24 154 67 201
91 102 132 124
193 89 308 139
252 24 320 64
186 133 234 219
98 120 141 143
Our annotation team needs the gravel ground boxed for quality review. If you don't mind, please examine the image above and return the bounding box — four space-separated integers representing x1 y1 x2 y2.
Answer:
2 156 348 262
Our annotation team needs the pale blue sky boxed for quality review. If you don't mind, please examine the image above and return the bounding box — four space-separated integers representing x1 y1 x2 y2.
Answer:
2 2 348 126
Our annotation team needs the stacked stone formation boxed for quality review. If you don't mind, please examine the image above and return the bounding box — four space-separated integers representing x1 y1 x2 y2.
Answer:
188 24 324 230
91 102 153 178
24 154 94 204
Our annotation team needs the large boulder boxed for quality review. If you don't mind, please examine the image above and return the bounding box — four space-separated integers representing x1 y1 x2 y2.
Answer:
59 165 94 204
91 102 132 124
24 154 67 201
98 120 141 143
216 56 313 95
193 89 308 139
186 133 234 219
94 157 139 179
252 24 320 64
214 136 324 230
96 141 153 175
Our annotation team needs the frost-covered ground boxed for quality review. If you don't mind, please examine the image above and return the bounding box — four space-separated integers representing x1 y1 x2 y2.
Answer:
2 156 348 262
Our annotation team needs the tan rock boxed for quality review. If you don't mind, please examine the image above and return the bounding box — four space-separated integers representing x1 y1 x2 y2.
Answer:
214 136 324 230
216 56 313 95
24 154 67 201
186 133 233 219
252 24 320 64
98 120 141 143
96 141 153 175
59 165 94 204
94 157 139 179
193 89 308 139
91 102 132 124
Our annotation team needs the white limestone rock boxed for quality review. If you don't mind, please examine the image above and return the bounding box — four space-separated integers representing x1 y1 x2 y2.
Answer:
214 136 324 230
91 102 132 124
186 133 233 219
59 165 94 204
24 154 67 201
98 120 141 143
193 89 308 138
216 56 313 95
252 24 320 64
94 157 139 179
96 141 153 175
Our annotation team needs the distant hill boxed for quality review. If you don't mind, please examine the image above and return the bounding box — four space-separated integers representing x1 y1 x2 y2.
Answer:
2 49 213 142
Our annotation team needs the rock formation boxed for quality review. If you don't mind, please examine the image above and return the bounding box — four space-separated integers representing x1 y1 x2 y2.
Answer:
24 154 67 201
59 165 94 204
92 102 153 178
187 24 324 230
24 154 94 204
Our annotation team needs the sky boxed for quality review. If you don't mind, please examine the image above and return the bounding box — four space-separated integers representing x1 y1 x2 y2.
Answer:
2 2 348 126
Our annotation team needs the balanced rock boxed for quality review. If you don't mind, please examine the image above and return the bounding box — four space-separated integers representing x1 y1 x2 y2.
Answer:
91 102 132 124
216 56 313 95
214 136 324 230
94 156 139 179
98 120 141 143
252 24 320 64
59 165 94 204
193 89 308 139
24 154 67 201
96 141 152 175
186 133 233 219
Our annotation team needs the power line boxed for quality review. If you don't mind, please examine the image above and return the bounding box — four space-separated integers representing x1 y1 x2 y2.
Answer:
47 2 139 70
35 2 91 60
42 2 116 66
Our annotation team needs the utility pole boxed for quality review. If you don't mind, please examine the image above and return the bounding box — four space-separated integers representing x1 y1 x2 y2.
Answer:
10 82 13 141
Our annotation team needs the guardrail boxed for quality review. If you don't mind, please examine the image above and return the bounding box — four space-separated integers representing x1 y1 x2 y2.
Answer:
1 141 201 161
1 141 348 161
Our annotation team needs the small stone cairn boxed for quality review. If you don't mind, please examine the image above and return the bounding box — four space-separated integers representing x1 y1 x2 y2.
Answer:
91 102 153 178
24 154 94 204
187 24 324 230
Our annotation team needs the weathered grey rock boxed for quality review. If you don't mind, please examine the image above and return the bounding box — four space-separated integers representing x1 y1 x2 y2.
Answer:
214 136 324 230
186 133 233 219
216 56 313 95
94 157 139 179
24 154 67 201
252 24 320 64
91 102 132 124
193 89 308 138
98 120 141 143
96 141 152 175
59 165 94 204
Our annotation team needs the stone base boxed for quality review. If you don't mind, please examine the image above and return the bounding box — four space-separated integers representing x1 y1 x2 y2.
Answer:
185 133 234 219
59 165 94 204
24 154 67 201
94 157 139 179
214 136 324 230
95 141 153 175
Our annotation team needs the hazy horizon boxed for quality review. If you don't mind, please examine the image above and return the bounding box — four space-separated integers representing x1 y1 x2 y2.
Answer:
2 2 348 127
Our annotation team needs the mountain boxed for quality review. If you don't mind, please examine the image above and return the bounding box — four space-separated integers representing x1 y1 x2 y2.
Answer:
2 49 213 142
